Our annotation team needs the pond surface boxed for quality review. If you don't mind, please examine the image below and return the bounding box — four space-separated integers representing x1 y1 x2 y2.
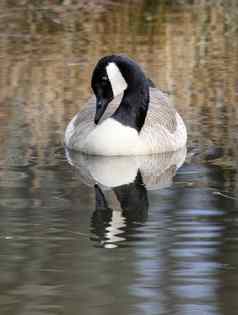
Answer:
0 1 238 314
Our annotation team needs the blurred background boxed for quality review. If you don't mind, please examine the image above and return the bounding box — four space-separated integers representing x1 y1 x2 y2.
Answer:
0 1 238 315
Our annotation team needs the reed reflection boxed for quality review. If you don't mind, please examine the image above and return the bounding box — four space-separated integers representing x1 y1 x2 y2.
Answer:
66 148 186 248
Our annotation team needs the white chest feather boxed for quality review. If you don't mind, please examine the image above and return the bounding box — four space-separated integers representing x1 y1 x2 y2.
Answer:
82 118 142 156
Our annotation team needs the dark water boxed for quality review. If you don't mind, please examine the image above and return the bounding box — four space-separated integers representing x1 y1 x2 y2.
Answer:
0 1 238 314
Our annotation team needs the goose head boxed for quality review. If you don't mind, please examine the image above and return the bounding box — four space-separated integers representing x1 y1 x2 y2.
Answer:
91 55 150 131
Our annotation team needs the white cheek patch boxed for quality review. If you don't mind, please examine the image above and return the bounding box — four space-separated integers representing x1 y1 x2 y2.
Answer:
106 62 128 97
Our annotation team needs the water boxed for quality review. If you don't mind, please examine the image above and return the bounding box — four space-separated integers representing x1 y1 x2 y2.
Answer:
0 0 238 314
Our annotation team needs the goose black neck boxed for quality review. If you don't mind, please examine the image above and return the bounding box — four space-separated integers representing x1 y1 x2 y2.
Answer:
112 81 149 133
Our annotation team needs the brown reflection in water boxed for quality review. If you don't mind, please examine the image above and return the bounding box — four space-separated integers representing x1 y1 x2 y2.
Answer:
0 1 237 153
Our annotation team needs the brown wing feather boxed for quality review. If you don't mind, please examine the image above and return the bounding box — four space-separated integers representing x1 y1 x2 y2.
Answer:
143 88 177 134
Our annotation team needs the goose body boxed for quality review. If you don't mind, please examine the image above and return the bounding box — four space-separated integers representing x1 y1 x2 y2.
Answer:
65 55 187 156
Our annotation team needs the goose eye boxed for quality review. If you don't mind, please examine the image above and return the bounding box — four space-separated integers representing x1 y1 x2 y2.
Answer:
101 76 108 82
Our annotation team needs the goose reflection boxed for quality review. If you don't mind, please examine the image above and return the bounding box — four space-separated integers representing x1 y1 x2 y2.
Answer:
91 170 148 248
66 148 186 248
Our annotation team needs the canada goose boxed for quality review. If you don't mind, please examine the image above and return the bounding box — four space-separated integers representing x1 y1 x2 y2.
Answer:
65 55 187 155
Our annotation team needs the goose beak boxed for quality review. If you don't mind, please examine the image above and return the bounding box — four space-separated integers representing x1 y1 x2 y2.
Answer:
94 97 110 124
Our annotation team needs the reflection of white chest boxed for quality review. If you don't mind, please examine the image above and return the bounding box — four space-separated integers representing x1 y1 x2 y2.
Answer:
83 118 143 156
